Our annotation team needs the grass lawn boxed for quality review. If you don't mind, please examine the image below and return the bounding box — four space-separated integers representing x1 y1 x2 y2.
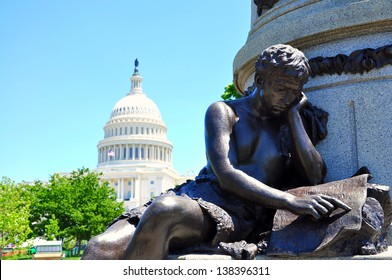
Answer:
63 256 81 260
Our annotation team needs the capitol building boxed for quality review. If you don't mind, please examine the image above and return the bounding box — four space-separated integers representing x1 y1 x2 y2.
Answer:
96 60 188 210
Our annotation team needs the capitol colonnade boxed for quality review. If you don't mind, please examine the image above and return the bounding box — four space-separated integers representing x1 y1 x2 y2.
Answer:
97 144 173 164
100 173 176 210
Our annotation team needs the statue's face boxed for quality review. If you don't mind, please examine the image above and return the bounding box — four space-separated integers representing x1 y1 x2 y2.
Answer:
261 77 303 116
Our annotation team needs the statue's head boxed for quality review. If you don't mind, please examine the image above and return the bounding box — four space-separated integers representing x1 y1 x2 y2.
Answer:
254 44 310 116
255 44 310 87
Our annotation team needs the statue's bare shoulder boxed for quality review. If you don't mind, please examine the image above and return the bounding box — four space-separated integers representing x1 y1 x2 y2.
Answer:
205 101 239 135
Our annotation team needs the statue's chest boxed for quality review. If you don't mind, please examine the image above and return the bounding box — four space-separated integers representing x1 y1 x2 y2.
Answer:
233 118 284 165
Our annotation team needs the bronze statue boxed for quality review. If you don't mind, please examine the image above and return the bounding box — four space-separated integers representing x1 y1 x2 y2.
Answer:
82 44 391 260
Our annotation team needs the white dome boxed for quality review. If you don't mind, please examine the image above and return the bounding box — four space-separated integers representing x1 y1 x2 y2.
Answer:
110 93 162 122
95 59 185 209
97 60 173 170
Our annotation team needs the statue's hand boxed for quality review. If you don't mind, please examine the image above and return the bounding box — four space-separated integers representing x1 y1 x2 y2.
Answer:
287 194 351 220
289 92 307 114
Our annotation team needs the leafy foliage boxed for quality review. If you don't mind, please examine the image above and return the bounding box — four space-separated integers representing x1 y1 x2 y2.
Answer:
28 168 124 255
221 83 242 100
0 178 32 257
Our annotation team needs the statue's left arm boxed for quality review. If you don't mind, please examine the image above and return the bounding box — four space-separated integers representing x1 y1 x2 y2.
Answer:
288 93 327 185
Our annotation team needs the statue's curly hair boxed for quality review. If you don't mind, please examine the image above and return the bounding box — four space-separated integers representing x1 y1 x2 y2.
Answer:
255 44 310 84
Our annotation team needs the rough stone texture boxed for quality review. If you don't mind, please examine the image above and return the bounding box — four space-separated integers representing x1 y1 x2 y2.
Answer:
305 65 392 190
299 33 392 194
169 254 233 260
301 34 392 194
169 246 392 260
387 225 392 245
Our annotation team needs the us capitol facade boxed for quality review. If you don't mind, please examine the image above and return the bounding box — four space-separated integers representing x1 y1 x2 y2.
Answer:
96 60 189 211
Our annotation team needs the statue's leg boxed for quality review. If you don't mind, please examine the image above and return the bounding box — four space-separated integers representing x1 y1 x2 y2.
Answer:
81 219 136 260
124 195 214 259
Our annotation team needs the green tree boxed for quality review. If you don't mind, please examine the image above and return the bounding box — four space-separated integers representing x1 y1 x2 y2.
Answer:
44 214 60 241
221 83 242 100
27 179 62 239
29 168 124 255
65 168 124 254
0 177 32 258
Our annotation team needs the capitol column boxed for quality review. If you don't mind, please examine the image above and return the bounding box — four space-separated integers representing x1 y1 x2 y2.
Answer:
120 178 124 199
134 175 141 204
117 179 120 199
125 144 129 160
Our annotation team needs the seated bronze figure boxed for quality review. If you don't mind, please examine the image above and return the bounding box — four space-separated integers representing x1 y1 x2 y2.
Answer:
82 44 391 260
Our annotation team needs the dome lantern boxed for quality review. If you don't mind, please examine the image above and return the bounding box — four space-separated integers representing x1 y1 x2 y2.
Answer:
130 58 142 95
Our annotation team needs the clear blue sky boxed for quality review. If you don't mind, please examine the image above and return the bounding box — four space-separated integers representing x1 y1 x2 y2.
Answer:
0 1 251 182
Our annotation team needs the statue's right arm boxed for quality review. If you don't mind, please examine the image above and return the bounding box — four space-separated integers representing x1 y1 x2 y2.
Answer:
204 102 350 219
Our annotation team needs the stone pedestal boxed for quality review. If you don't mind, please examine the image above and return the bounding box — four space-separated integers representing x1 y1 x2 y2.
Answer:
169 246 392 260
233 0 392 191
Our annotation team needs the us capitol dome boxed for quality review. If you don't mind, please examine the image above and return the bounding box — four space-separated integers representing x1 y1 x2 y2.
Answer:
96 59 187 210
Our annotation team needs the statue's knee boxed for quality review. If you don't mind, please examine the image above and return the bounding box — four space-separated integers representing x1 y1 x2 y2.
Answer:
148 196 184 221
85 235 102 251
81 236 101 259
87 232 116 251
